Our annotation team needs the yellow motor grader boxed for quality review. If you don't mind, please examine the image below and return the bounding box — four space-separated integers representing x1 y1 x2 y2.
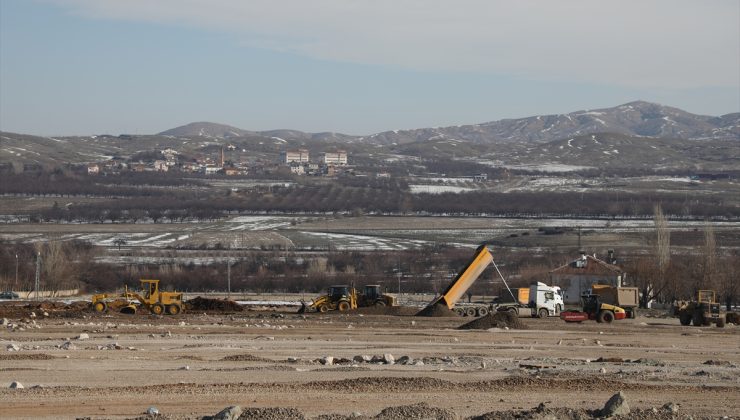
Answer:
92 279 183 316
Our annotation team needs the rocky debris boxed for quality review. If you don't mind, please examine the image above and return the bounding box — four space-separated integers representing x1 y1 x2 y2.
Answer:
415 303 458 317
1 318 8 326
76 333 89 340
9 381 23 389
205 405 242 420
382 354 395 365
0 353 54 360
220 354 274 363
601 391 630 417
97 342 123 350
146 406 160 416
375 402 456 420
662 402 679 414
236 407 305 420
6 343 20 352
186 297 243 312
60 341 77 350
321 356 334 366
703 360 733 367
458 311 526 330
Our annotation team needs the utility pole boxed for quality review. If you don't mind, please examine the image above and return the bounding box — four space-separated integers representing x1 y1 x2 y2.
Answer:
227 259 232 299
34 251 41 300
397 257 401 295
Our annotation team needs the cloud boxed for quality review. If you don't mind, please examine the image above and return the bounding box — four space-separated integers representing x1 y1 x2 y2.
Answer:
49 0 740 88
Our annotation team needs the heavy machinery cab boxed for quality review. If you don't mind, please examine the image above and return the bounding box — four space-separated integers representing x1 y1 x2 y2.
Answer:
363 285 382 301
141 279 159 299
329 285 351 300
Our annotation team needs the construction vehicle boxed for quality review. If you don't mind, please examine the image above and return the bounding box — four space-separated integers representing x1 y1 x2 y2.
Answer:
357 284 397 307
299 284 397 313
591 284 639 318
560 294 627 323
299 285 357 313
92 279 184 316
673 290 726 327
423 244 563 317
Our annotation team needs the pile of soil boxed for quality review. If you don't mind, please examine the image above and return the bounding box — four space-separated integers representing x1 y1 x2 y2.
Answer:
725 312 739 324
236 407 305 420
0 353 55 361
186 297 243 312
458 310 526 330
415 303 459 317
375 402 456 420
355 306 420 316
220 354 274 362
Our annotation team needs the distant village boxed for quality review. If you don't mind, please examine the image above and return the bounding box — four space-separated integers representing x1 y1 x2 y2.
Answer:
85 147 358 177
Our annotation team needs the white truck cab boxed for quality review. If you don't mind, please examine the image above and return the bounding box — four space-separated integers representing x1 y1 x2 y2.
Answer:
529 282 565 318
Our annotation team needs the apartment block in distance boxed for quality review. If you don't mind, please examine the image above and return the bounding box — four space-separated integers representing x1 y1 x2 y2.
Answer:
281 149 310 164
322 150 348 165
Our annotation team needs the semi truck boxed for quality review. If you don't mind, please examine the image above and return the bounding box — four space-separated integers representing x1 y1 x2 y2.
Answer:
423 244 564 317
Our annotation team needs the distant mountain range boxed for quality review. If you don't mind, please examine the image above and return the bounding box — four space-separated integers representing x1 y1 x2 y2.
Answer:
2 101 738 171
158 101 739 144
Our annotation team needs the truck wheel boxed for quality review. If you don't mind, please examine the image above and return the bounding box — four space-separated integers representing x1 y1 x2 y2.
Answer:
716 317 726 328
454 308 465 316
465 307 477 317
679 314 691 326
167 303 181 315
692 313 703 326
93 302 107 313
374 300 386 307
318 304 329 313
337 301 351 312
598 310 615 324
538 308 549 319
477 307 489 317
151 303 165 315
629 308 637 319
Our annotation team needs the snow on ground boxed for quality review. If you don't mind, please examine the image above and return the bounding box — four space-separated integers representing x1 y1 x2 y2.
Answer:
226 216 308 231
409 185 476 194
302 232 430 251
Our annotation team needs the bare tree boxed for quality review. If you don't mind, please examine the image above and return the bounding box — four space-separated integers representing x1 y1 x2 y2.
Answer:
653 204 672 300
702 221 717 292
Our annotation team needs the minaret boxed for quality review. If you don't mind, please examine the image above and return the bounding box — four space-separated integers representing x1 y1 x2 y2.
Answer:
220 147 225 167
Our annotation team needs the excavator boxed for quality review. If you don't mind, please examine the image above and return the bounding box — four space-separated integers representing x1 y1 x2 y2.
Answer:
92 279 184 316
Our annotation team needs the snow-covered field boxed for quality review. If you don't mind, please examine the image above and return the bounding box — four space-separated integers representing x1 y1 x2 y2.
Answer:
409 185 476 194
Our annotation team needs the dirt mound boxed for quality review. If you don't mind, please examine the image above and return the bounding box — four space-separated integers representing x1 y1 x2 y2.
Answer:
415 303 458 317
355 306 420 316
376 402 456 420
236 407 304 420
186 296 243 312
220 354 274 363
458 310 526 330
0 353 56 360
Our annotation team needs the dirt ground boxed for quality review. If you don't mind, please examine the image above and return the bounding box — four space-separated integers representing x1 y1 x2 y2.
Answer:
0 301 738 419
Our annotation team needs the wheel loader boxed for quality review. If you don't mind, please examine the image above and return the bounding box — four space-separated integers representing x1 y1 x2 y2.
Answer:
299 285 357 313
673 290 725 327
298 284 397 313
92 279 183 316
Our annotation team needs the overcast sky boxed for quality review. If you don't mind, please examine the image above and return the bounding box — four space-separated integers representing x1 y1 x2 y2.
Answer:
1 0 738 136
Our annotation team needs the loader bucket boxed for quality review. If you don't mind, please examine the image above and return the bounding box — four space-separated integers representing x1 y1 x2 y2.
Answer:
120 305 137 315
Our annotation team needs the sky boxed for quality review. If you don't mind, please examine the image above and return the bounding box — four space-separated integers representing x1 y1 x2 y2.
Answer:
1 0 738 136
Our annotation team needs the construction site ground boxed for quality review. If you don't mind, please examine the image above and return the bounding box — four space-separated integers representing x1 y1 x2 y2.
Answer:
0 301 738 419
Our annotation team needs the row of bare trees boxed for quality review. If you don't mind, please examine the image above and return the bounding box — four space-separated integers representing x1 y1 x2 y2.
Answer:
623 205 739 309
